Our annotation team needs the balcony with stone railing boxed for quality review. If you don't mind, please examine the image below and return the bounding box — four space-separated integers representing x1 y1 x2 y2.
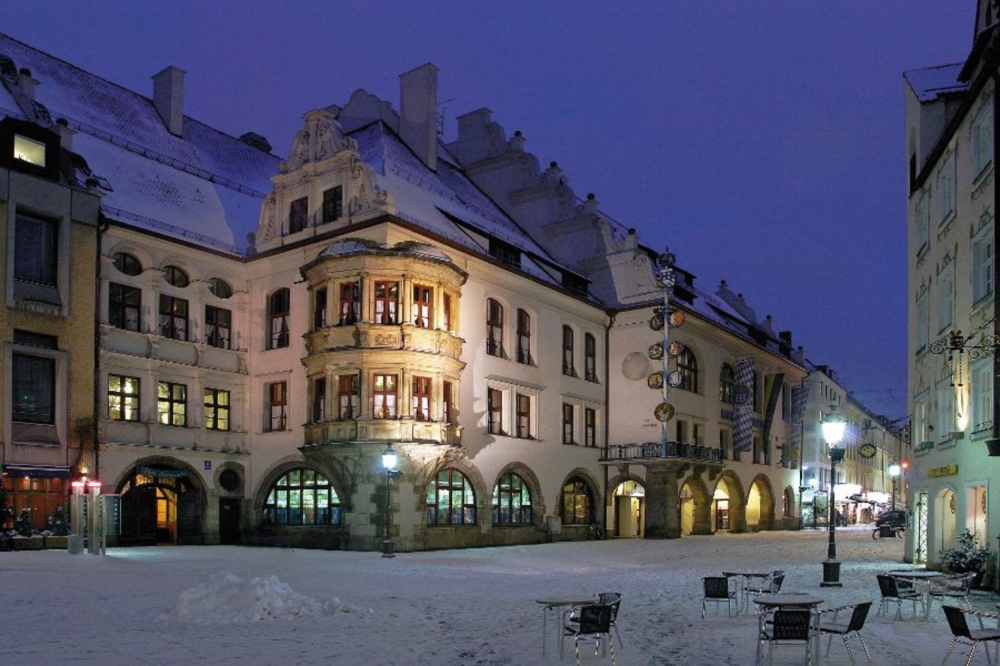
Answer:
305 323 463 360
601 440 723 465
304 418 461 446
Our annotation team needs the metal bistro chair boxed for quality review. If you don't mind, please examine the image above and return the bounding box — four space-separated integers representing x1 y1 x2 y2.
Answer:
757 608 816 666
563 603 617 666
702 576 738 618
746 571 785 612
568 592 623 647
818 601 872 665
941 605 1000 666
928 573 976 618
876 574 925 620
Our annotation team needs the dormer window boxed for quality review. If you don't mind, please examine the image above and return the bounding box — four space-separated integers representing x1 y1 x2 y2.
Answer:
13 134 45 167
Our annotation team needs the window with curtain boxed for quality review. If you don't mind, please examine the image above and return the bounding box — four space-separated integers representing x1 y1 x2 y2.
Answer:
268 288 290 349
487 299 504 357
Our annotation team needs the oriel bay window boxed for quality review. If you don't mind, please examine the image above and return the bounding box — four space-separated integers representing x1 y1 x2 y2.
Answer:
339 281 360 325
108 374 140 421
374 281 398 324
204 388 230 431
413 376 431 421
443 293 453 332
338 374 359 419
412 284 433 328
426 468 477 525
157 381 187 427
373 374 397 419
312 378 326 422
109 283 141 331
443 381 454 424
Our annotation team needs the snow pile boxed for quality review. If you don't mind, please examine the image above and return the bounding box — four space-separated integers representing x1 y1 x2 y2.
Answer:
171 572 343 623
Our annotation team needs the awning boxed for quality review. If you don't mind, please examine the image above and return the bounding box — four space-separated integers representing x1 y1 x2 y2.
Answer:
2 463 72 478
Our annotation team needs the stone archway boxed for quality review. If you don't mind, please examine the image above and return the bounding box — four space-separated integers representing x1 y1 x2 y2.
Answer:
679 475 713 536
712 471 746 534
115 457 206 545
746 475 776 531
934 486 958 560
609 478 645 538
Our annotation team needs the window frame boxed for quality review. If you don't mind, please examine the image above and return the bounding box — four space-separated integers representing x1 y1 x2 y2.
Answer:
492 472 533 525
108 374 140 422
339 281 360 325
268 288 290 350
413 376 431 421
584 333 597 382
263 467 343 526
486 298 504 357
516 309 532 365
289 196 309 234
412 284 433 328
158 294 189 341
313 287 328 330
338 373 360 420
374 281 399 325
677 348 699 393
562 325 575 377
426 468 477 526
562 402 575 444
12 352 56 424
488 387 504 435
373 373 398 419
109 282 142 332
204 388 231 431
322 186 343 223
267 381 288 432
205 305 232 349
157 380 187 427
584 407 596 447
515 392 532 439
561 478 593 525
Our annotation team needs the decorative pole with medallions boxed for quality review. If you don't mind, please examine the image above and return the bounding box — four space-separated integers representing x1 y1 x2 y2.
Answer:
651 249 684 451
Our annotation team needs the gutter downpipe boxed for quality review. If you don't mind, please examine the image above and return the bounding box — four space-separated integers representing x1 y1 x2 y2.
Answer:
603 310 616 535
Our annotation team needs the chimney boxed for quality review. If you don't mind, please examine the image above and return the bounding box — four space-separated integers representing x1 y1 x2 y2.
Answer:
152 66 185 136
399 63 438 170
55 118 75 150
17 68 38 102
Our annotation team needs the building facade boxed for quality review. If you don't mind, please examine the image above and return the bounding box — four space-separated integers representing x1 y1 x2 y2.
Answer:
0 34 899 551
905 1 1000 568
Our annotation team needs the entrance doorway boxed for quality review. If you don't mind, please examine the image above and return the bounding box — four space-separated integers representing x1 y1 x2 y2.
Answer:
715 498 730 531
119 464 202 545
612 480 644 537
219 498 242 544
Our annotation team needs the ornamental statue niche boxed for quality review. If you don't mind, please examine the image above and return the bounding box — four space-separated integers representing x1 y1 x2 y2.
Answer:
280 109 358 173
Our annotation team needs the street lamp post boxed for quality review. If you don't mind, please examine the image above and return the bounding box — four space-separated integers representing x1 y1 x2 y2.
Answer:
888 463 901 512
821 406 847 588
808 477 818 530
381 444 402 558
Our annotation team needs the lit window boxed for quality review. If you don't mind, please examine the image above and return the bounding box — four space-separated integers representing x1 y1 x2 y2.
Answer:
374 282 398 324
204 388 230 431
413 376 431 421
492 472 533 525
264 468 342 526
339 281 360 325
108 374 140 422
157 381 187 427
426 468 477 525
561 478 593 525
13 134 45 166
412 285 433 328
373 374 397 419
338 374 359 420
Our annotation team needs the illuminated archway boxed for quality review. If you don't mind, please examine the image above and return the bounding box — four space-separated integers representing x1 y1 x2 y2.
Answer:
611 479 645 538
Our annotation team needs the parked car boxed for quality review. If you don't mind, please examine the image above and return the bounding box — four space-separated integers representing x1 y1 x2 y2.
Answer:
875 509 907 528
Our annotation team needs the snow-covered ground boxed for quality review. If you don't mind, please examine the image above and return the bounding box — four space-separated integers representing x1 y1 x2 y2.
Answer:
1 528 996 665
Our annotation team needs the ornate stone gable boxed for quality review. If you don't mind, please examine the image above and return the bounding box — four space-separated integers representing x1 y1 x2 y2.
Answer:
280 109 358 173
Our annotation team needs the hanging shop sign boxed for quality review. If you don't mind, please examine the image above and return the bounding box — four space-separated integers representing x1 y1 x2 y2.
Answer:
648 343 664 360
654 402 675 422
928 464 958 478
858 443 877 459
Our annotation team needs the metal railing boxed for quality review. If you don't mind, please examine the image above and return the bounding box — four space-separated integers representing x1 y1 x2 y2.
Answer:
601 441 723 464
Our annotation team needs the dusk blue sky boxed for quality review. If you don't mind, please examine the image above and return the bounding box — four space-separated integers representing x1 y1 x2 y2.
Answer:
2 1 980 419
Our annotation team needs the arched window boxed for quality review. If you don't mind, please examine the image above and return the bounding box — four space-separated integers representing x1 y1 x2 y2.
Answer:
426 468 477 525
113 252 142 276
263 468 342 525
516 309 531 365
492 472 533 525
720 363 735 404
163 264 189 288
678 348 698 392
561 477 594 525
487 299 504 357
584 333 597 382
562 325 575 376
209 277 233 299
268 288 290 349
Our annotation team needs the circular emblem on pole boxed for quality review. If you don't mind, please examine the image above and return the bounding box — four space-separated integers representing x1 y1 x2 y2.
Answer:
647 373 664 390
649 314 664 331
668 310 685 328
654 402 675 422
667 371 684 388
858 443 877 459
668 341 684 358
648 343 664 360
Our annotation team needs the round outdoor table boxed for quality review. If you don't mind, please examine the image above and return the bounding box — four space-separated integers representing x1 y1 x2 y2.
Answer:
535 596 599 658
889 570 941 620
752 594 824 666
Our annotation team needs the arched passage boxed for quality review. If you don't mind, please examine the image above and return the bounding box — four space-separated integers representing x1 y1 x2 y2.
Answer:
934 486 958 558
712 472 746 533
115 458 205 545
746 475 776 531
610 478 645 538
679 476 712 536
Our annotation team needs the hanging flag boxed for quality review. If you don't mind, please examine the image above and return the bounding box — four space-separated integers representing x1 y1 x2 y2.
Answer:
734 357 755 452
788 383 809 453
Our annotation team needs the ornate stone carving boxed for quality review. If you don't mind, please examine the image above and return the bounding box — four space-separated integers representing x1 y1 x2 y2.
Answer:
280 109 358 173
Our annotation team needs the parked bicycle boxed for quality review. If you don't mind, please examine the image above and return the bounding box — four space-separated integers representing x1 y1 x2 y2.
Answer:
588 522 606 540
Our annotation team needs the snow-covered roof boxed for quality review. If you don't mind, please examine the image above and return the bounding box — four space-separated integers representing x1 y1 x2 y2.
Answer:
0 33 280 256
904 63 967 102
